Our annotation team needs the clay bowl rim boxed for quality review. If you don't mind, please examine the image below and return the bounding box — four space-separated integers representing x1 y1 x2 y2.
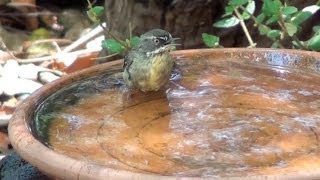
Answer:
8 48 320 179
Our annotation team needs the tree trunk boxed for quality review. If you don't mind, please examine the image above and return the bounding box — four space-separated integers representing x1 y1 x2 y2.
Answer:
105 0 230 49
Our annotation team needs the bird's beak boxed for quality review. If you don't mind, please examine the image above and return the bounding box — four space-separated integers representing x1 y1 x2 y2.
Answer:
171 37 181 42
163 43 181 51
171 37 181 44
165 37 181 47
166 43 181 47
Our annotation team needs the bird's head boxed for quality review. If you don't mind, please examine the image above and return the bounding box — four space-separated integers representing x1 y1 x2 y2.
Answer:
137 29 179 57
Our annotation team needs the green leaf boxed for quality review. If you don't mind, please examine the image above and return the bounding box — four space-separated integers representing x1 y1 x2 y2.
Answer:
242 0 255 20
229 0 248 6
29 28 51 41
292 40 299 48
313 26 320 33
282 6 298 16
202 33 220 47
285 23 297 36
262 0 282 16
246 0 255 14
130 36 140 48
291 5 319 26
101 39 124 53
223 5 234 17
267 30 281 39
258 25 271 35
265 15 279 25
308 34 320 51
271 41 280 48
87 6 104 22
291 11 312 26
213 16 240 28
92 6 104 17
302 5 320 14
256 14 266 24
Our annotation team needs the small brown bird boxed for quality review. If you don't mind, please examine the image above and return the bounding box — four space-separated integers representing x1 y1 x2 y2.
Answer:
123 29 179 92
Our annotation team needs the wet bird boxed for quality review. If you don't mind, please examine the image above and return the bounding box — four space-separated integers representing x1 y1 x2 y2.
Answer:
123 29 179 92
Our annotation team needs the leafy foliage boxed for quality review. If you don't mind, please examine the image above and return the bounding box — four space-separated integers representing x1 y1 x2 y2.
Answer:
242 1 255 20
283 6 298 16
203 0 320 51
86 2 140 57
308 34 320 51
213 17 240 28
229 0 248 6
202 33 220 48
29 28 51 41
262 0 282 16
267 30 281 39
101 36 141 54
101 39 124 54
87 6 104 23
130 36 141 48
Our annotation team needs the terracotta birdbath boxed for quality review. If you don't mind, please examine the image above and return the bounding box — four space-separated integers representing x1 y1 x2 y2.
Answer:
8 48 320 179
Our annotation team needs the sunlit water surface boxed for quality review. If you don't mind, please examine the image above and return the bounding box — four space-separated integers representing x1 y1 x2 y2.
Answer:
35 57 320 177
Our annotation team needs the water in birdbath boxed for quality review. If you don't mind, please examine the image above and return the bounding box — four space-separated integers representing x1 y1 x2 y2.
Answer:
34 55 320 178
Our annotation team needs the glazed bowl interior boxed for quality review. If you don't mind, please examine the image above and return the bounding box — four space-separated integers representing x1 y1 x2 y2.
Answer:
9 48 320 179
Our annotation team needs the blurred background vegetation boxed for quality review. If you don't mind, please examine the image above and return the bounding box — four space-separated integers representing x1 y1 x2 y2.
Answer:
104 0 320 50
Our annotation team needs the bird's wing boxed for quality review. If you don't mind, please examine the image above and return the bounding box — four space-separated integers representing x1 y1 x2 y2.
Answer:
123 51 135 81
123 51 134 70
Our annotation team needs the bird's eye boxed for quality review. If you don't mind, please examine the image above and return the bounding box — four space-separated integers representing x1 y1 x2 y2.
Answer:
154 39 160 44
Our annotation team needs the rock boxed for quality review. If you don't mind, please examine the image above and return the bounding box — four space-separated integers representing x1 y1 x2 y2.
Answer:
59 9 91 40
0 65 3 77
38 72 60 84
0 97 19 127
86 35 104 51
10 163 48 180
2 60 19 79
15 94 30 102
25 28 57 58
2 97 17 109
0 152 48 180
0 131 11 154
0 78 42 96
26 42 57 58
0 102 14 127
0 26 28 51
18 64 46 81
0 95 18 126
56 52 77 67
